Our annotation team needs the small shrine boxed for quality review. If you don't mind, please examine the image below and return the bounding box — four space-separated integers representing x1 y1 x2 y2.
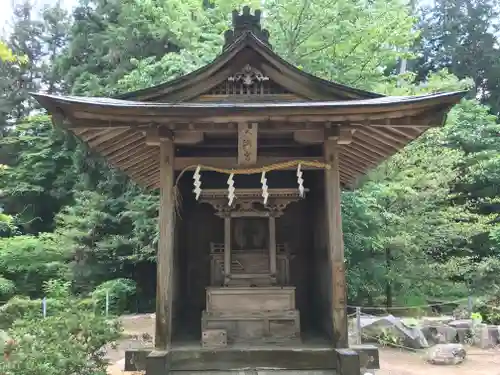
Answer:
32 6 466 375
200 188 305 344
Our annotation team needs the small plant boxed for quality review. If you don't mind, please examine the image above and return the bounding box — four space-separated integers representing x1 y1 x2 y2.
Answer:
42 279 72 299
471 311 483 323
91 278 136 315
374 328 402 347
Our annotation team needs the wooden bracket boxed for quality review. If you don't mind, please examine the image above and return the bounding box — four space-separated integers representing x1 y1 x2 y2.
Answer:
144 126 173 146
325 126 354 145
51 107 69 128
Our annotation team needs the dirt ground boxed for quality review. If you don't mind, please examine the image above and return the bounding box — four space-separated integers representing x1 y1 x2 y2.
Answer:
377 347 500 375
107 315 500 375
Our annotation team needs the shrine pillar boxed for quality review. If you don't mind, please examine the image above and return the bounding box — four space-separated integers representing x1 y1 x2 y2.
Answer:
268 214 277 280
224 215 231 285
155 136 175 350
324 137 348 348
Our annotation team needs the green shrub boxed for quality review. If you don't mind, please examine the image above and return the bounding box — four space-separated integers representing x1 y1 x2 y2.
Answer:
78 298 97 312
0 295 94 330
0 234 70 297
0 276 15 301
0 307 121 375
475 298 500 324
91 278 136 315
42 279 72 299
0 297 43 329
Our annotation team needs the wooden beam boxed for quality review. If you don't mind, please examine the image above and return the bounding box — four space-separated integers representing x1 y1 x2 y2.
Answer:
324 139 348 348
144 128 205 145
293 129 325 144
326 126 354 145
173 156 326 171
155 136 175 350
70 106 441 126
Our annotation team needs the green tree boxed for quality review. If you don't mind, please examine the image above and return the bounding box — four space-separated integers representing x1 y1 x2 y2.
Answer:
0 115 78 234
415 0 500 113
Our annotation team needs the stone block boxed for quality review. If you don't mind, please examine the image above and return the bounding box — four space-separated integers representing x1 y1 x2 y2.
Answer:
124 348 152 371
436 325 457 343
448 319 472 343
335 348 361 375
426 343 466 366
146 350 169 375
473 324 496 349
350 344 380 370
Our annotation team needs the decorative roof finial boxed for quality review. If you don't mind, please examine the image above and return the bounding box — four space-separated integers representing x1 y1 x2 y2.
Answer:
223 6 271 50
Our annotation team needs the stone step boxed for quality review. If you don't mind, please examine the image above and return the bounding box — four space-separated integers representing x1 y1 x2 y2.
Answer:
169 372 375 375
125 345 379 375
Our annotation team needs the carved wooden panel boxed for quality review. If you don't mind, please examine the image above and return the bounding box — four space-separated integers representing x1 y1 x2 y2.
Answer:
205 287 296 313
238 122 258 165
207 65 291 96
209 244 291 286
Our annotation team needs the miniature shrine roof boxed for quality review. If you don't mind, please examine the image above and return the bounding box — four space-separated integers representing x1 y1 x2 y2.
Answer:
31 6 467 189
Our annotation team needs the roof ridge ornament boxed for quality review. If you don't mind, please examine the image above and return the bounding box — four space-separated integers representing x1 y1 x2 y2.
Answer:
223 6 272 50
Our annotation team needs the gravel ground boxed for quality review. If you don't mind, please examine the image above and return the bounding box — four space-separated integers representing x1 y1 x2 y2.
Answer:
106 315 500 375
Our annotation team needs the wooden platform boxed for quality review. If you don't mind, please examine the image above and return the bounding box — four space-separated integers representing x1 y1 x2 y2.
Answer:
124 339 380 375
203 287 301 345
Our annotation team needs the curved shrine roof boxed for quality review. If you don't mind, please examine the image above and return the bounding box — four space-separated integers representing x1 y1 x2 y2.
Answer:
30 8 467 189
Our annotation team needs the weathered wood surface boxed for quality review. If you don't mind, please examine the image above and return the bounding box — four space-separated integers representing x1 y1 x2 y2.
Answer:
202 310 300 344
155 138 175 350
224 216 231 285
168 346 335 371
269 216 277 277
210 251 291 286
324 139 348 347
206 286 296 313
202 287 300 344
126 344 380 373
238 122 258 165
202 329 228 349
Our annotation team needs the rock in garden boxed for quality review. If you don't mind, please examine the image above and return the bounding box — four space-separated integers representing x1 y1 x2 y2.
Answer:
426 343 466 365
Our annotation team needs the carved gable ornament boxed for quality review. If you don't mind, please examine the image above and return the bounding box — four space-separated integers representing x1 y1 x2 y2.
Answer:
228 64 269 86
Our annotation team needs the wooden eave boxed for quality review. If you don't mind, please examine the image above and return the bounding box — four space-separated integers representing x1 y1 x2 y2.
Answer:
114 32 383 102
32 90 466 190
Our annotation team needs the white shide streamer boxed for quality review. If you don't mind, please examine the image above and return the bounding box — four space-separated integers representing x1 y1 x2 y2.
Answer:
297 163 305 197
227 173 235 206
193 165 202 200
261 171 269 205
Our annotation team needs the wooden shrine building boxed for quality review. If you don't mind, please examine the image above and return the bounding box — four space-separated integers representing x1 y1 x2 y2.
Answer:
32 6 466 375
